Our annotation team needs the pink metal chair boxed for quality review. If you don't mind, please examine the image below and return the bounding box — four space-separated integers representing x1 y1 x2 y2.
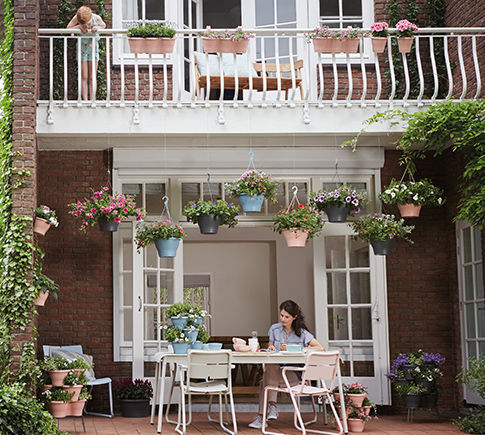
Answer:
262 351 344 435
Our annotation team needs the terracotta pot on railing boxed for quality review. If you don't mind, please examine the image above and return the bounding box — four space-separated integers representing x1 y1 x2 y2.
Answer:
371 37 387 53
202 38 249 54
312 37 337 53
338 39 360 53
398 37 414 54
128 37 175 54
398 203 421 218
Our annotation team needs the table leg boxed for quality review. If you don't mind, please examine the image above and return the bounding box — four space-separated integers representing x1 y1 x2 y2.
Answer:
150 361 160 424
157 358 167 434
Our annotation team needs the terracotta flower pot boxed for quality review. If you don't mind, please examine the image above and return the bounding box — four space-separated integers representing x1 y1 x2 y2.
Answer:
34 290 49 306
363 405 372 416
398 37 414 53
33 217 51 236
282 229 308 248
202 37 249 54
73 369 86 375
69 399 87 416
41 384 52 392
347 393 367 407
48 401 70 418
347 418 365 433
312 37 336 53
398 203 422 218
338 39 359 53
63 385 83 402
128 37 175 54
371 37 387 53
48 369 70 387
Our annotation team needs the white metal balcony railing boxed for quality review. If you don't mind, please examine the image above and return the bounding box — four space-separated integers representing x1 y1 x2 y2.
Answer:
38 27 484 125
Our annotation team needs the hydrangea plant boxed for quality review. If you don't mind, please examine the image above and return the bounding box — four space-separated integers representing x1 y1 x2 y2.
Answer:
34 205 59 227
350 213 414 243
272 204 324 239
310 186 367 215
225 170 279 201
135 220 186 251
183 200 239 228
379 179 445 206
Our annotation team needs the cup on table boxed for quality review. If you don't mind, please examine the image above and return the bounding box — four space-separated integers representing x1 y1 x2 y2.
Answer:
280 343 287 351
286 344 303 352
248 338 259 352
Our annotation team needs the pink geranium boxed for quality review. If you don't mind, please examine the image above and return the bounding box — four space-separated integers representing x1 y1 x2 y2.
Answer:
395 19 418 37
370 21 389 37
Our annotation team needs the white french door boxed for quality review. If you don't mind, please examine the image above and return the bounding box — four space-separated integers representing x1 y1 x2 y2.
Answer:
457 222 485 405
313 225 391 405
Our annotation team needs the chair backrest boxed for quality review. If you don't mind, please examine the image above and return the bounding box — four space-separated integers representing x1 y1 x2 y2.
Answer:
43 345 83 357
301 351 340 388
253 59 303 78
187 350 232 382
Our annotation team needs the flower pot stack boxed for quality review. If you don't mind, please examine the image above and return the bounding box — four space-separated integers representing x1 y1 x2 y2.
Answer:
333 383 373 433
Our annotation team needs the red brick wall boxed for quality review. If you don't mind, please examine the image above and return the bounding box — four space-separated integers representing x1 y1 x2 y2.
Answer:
383 149 464 414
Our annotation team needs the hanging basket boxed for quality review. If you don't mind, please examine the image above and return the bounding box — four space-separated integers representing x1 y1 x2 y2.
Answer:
154 237 180 258
198 214 220 234
240 193 265 213
282 229 308 248
98 216 119 232
324 205 350 223
34 217 52 236
398 203 422 218
370 238 395 256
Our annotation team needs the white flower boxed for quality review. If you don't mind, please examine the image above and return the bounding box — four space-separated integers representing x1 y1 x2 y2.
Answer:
438 198 442 205
385 189 391 194
402 185 407 190
413 194 419 201
390 192 396 198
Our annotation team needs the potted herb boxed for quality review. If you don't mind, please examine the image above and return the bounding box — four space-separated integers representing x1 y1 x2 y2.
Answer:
272 204 324 248
370 21 389 53
350 213 414 255
127 22 176 54
135 220 186 258
69 186 144 232
225 170 279 213
44 356 71 387
395 19 418 53
310 185 367 222
306 26 363 53
183 199 239 234
114 378 153 418
395 382 426 408
346 404 373 433
69 387 92 417
63 371 86 402
34 205 59 236
162 325 191 354
200 26 255 54
43 387 73 418
379 178 445 218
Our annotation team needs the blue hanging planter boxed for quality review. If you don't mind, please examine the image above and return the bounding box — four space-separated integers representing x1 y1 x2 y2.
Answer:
172 342 190 354
239 194 265 212
183 328 199 343
154 237 180 258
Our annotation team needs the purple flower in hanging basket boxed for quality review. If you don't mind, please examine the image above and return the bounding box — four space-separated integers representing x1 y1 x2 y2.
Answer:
345 196 352 203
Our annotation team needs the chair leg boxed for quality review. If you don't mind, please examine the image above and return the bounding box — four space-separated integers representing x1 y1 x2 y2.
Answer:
289 393 306 435
229 391 238 435
165 367 179 424
151 362 159 424
84 383 114 418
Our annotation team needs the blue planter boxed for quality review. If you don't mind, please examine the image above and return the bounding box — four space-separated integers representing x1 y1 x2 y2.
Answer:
171 316 188 329
240 194 265 212
193 317 203 326
190 341 203 350
154 238 180 258
183 328 199 343
172 342 190 354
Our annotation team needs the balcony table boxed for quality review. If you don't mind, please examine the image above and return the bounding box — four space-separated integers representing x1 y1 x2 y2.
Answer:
150 351 348 434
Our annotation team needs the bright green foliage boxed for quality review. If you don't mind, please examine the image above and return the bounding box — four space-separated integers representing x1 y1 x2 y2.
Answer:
135 220 186 251
225 170 279 201
379 179 445 206
127 22 176 38
43 357 71 371
162 326 191 343
196 326 210 344
395 382 426 396
454 407 485 434
350 214 414 244
183 200 240 227
457 356 485 400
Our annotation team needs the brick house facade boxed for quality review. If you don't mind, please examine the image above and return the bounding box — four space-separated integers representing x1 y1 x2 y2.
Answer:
8 0 485 415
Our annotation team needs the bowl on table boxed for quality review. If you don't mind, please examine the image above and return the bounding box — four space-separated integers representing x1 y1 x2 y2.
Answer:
208 342 223 351
286 344 303 352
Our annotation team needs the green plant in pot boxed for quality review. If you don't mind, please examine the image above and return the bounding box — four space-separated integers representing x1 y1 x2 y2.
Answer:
63 371 86 402
114 378 153 418
163 325 191 354
127 22 177 54
69 386 92 417
183 199 239 234
350 213 414 256
44 356 71 387
33 244 59 307
310 185 367 222
43 387 73 418
34 205 59 236
395 382 426 409
225 169 279 213
135 220 186 258
379 178 445 218
347 403 373 433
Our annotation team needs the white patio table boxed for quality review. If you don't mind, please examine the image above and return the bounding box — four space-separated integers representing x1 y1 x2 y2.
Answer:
150 351 348 434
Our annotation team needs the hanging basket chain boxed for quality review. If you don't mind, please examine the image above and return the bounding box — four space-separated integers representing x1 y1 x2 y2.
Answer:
160 195 172 223
245 151 257 172
287 185 301 211
399 157 416 183
332 160 343 187
206 172 214 202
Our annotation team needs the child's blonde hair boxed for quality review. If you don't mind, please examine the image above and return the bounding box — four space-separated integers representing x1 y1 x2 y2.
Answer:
76 6 93 25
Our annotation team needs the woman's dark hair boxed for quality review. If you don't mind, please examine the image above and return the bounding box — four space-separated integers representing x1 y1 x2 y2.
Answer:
279 300 310 337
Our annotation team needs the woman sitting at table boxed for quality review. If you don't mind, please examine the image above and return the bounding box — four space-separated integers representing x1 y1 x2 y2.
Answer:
248 299 324 429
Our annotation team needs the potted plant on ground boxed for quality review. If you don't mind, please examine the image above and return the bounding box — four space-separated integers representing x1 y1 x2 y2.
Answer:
225 169 279 213
43 387 73 418
311 185 367 222
183 199 239 234
346 404 373 433
69 186 144 232
379 178 445 218
34 205 59 236
163 325 191 354
273 203 324 248
69 387 92 417
350 213 414 255
396 382 426 408
343 383 368 407
306 26 364 53
44 356 71 387
200 26 255 54
370 21 389 53
127 22 177 54
135 220 186 258
114 378 153 418
395 19 418 53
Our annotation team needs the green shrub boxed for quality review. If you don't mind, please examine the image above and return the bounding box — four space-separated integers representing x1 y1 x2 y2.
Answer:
0 383 64 434
454 407 485 434
457 356 485 400
43 356 70 371
127 23 176 38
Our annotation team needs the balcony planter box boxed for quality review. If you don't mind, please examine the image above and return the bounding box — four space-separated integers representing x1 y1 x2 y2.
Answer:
312 37 336 53
371 37 387 53
398 37 414 54
34 290 49 306
120 399 150 418
69 399 87 416
202 37 249 54
48 401 70 418
128 37 175 54
240 193 265 212
154 237 180 258
337 39 359 53
403 393 421 409
324 205 350 223
282 229 308 248
33 217 52 236
370 238 395 256
98 215 119 232
198 213 220 234
398 203 422 218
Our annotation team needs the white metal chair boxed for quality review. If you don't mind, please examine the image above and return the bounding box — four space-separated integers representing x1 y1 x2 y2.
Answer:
43 345 114 418
262 351 344 435
175 350 237 435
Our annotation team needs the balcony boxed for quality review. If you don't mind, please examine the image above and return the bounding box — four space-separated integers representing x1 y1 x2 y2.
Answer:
37 27 484 138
